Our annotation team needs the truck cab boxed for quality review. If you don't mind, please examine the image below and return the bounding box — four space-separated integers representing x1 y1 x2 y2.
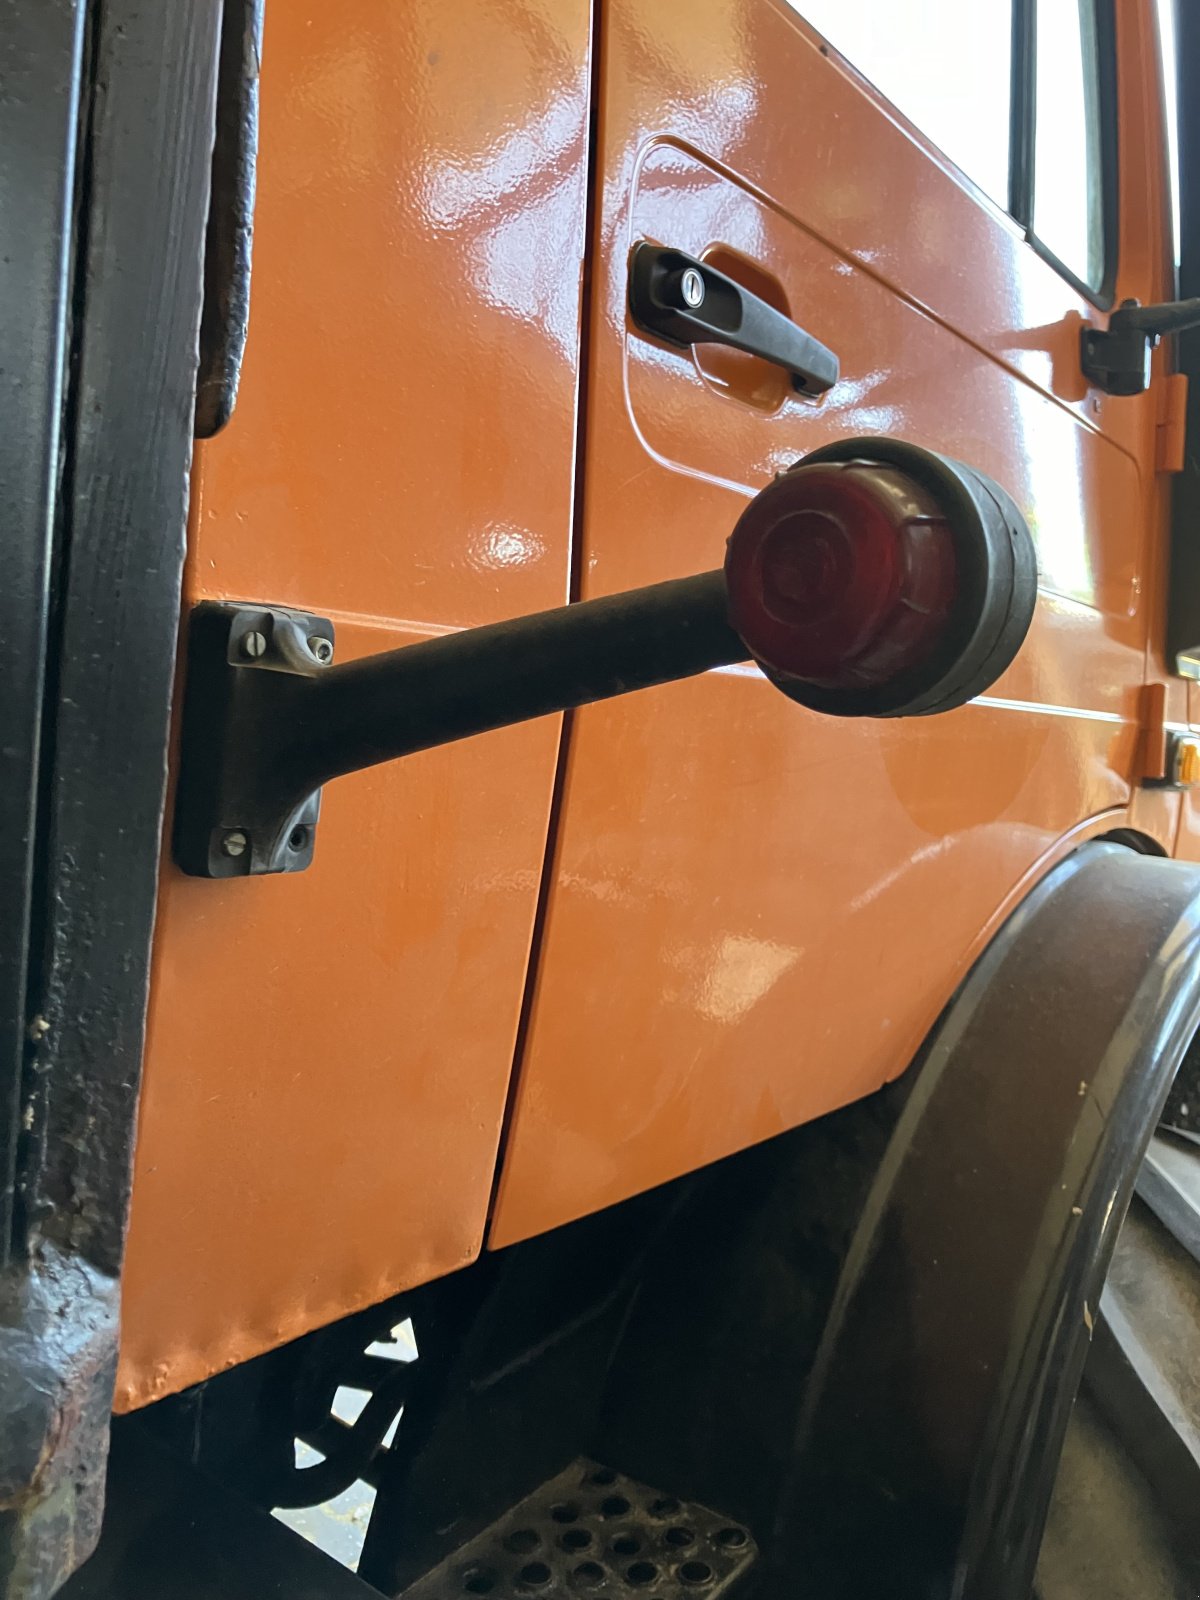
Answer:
1 1 1198 1596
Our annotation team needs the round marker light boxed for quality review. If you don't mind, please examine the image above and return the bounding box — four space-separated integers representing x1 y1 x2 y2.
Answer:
724 438 1037 718
725 462 957 691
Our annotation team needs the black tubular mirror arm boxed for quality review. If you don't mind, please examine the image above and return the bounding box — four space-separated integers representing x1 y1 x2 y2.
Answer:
290 570 742 792
172 571 750 878
172 438 1038 878
1110 296 1200 338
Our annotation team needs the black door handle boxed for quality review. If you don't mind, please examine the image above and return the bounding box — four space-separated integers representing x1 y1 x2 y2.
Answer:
629 242 839 396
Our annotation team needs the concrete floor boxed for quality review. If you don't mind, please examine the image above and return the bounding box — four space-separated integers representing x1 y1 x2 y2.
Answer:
273 1319 416 1574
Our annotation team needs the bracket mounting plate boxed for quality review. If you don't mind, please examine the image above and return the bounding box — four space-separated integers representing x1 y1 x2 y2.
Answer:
173 603 334 879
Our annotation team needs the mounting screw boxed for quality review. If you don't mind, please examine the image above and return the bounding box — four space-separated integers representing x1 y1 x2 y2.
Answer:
241 630 267 660
308 635 334 665
680 267 705 309
220 829 249 858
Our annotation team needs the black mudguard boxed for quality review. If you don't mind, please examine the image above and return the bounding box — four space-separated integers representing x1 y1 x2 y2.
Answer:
597 841 1200 1598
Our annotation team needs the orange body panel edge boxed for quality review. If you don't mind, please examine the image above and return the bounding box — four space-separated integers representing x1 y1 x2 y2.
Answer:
116 0 593 1409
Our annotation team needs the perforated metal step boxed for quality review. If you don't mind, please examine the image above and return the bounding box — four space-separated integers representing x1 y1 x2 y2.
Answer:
400 1459 756 1600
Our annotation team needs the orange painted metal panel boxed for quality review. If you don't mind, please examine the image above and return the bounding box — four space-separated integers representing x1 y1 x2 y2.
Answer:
116 0 591 1408
489 0 1166 1247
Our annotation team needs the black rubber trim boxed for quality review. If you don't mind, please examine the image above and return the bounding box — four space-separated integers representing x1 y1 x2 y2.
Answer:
1166 0 1200 675
1022 0 1119 311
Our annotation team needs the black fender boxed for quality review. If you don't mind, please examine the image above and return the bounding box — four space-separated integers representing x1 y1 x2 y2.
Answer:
768 840 1200 1595
596 840 1200 1598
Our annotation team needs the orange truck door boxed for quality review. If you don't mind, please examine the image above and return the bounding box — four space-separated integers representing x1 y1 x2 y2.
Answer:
116 0 592 1407
492 0 1171 1245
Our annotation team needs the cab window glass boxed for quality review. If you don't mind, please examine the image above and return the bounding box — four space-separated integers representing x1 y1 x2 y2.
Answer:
1032 0 1106 290
793 1 1014 208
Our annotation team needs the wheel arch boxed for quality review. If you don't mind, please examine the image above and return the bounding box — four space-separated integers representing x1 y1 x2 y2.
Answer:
594 839 1200 1597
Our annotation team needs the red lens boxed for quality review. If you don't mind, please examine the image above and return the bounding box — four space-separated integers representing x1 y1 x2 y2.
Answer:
724 460 958 690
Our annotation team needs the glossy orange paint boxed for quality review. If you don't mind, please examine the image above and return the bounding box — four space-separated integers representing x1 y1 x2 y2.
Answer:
115 0 592 1409
117 0 1183 1404
489 0 1177 1246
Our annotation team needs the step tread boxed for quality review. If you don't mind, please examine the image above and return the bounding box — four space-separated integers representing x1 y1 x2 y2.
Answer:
398 1460 756 1600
